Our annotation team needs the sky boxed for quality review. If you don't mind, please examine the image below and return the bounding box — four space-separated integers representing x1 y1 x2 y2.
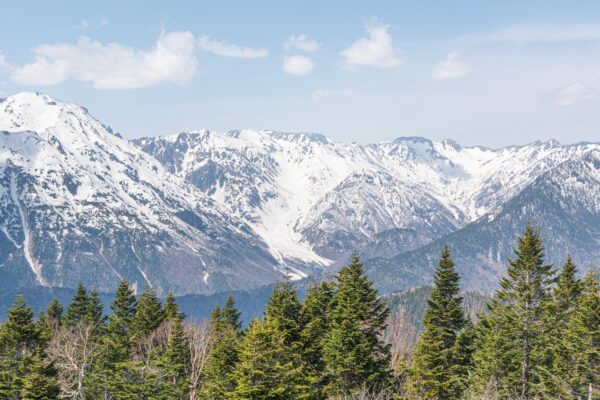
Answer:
2 1 600 147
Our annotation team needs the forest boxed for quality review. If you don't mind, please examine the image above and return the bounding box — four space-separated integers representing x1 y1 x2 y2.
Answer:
0 224 597 400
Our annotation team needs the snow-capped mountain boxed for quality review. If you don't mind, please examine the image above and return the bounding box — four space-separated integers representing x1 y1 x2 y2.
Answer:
364 149 600 292
0 93 287 295
134 130 600 276
2 92 600 296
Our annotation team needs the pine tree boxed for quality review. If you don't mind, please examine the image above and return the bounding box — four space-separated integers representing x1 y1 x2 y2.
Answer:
132 287 164 340
85 288 105 327
564 270 599 400
222 295 242 333
264 280 303 346
19 349 60 400
161 316 190 399
85 279 137 399
164 292 184 321
300 281 334 390
0 295 42 398
64 284 90 327
541 256 583 396
201 300 243 398
323 254 390 396
471 224 555 399
45 299 63 324
232 317 313 400
407 246 466 400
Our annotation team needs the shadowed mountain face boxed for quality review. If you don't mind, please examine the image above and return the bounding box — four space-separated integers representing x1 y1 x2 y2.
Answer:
2 92 600 298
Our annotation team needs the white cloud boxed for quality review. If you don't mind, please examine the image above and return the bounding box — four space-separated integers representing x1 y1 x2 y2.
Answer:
283 55 315 76
432 52 471 80
0 51 12 74
312 88 353 101
285 34 320 52
98 17 110 28
464 23 600 45
11 31 198 89
340 21 402 69
547 82 597 107
198 35 269 58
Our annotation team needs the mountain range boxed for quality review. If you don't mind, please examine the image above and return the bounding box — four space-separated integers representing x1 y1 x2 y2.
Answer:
1 92 599 297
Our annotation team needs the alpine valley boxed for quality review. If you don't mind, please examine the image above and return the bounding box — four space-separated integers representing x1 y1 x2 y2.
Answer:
2 92 600 297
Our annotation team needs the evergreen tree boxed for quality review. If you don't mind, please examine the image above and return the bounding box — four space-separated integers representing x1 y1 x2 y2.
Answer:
563 270 599 400
19 349 60 400
201 300 243 398
85 288 105 327
323 254 390 396
471 224 555 399
300 281 334 390
407 246 467 400
85 279 137 399
161 316 190 399
164 292 184 321
0 295 41 398
64 284 90 327
132 287 164 340
222 295 242 333
232 317 313 400
45 299 63 324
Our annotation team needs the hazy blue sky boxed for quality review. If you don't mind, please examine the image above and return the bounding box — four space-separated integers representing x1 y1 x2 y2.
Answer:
2 1 600 146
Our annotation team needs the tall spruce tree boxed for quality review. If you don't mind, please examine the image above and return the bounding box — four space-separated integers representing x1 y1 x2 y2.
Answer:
64 284 90 327
0 295 42 398
232 317 314 400
164 292 184 321
85 288 105 327
132 287 164 340
323 254 390 396
300 281 334 392
222 295 242 333
471 224 555 399
161 316 190 399
407 246 467 400
564 270 599 400
19 349 60 400
86 279 137 399
201 301 242 399
45 299 63 324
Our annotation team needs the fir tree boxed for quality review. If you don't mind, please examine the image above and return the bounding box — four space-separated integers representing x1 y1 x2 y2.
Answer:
323 254 390 396
407 246 467 400
200 301 241 399
164 292 184 321
300 281 334 390
64 284 90 327
19 349 60 400
222 295 242 333
471 224 555 399
0 295 41 398
132 287 164 340
161 316 190 399
232 317 314 400
85 288 105 327
45 299 63 324
564 270 599 400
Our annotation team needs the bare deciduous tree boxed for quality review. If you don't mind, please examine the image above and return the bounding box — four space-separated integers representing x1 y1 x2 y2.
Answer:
47 322 101 400
186 320 216 400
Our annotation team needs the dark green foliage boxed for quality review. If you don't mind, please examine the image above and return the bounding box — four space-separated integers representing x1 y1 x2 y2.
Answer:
45 299 63 323
64 284 89 327
323 254 391 396
471 223 556 399
407 246 467 400
19 349 60 400
164 292 184 321
162 317 190 399
132 287 164 340
222 295 242 333
85 288 105 327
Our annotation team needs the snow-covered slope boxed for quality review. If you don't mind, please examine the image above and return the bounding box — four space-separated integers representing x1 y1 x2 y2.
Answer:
134 131 600 268
0 93 285 295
